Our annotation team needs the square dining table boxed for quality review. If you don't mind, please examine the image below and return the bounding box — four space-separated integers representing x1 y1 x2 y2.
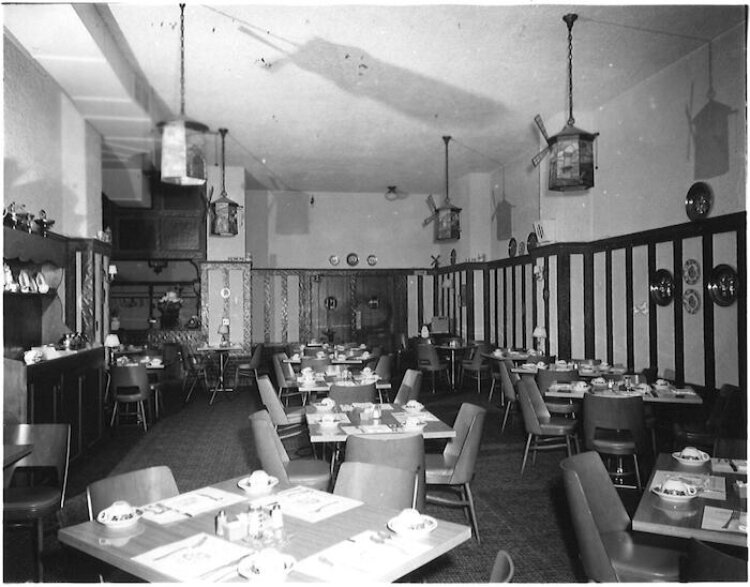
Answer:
57 476 471 582
632 452 747 547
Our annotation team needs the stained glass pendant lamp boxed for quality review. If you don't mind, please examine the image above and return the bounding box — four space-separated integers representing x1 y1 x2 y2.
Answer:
210 128 240 237
435 136 461 241
159 4 209 186
532 14 598 192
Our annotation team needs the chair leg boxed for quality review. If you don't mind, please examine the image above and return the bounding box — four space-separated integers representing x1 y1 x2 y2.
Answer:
501 402 512 433
184 377 198 404
35 517 44 582
110 402 118 427
138 401 148 432
463 482 481 543
521 434 533 474
488 378 495 402
633 454 642 491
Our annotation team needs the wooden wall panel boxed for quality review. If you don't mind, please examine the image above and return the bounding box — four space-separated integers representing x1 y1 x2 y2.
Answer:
570 254 585 360
714 231 739 387
611 249 627 366
656 241 676 375
632 245 650 371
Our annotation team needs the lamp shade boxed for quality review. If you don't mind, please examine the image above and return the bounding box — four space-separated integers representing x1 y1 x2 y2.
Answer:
104 334 121 349
161 120 207 186
532 326 547 339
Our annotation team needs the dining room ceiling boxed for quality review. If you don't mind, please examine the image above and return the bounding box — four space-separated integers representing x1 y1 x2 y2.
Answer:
5 3 745 197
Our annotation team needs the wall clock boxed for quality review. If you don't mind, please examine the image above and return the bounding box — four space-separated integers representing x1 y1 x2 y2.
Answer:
685 182 713 221
707 264 738 307
649 269 674 306
329 255 340 266
346 253 359 266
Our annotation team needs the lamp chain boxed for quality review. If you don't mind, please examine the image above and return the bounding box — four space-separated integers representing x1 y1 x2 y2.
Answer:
179 3 186 117
219 128 228 195
564 13 577 126
443 135 451 204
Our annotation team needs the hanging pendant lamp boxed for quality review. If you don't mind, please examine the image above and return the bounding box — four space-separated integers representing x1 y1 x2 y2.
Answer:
210 128 240 237
159 3 209 186
435 136 461 241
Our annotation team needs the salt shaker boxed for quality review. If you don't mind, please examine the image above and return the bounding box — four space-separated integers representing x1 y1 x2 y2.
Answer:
215 510 227 536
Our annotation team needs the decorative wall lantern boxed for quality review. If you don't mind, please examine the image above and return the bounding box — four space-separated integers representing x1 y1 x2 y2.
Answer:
210 128 240 237
531 14 598 192
424 136 461 241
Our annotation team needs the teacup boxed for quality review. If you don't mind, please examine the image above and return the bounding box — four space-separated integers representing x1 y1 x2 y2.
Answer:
655 378 670 388
660 479 697 497
362 367 372 376
396 508 422 526
404 416 422 428
99 500 134 523
252 549 289 577
679 447 707 461
249 470 271 488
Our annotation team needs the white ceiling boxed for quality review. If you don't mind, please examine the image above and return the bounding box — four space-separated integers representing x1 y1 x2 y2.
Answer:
4 3 745 196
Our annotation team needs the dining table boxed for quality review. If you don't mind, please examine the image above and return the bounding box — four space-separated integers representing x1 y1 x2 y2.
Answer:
544 382 704 405
57 476 471 582
632 452 748 547
435 343 470 391
196 344 243 405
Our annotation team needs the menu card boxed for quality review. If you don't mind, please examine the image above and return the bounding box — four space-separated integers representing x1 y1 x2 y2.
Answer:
701 506 747 533
650 470 726 500
252 486 361 523
141 487 247 524
133 533 252 581
294 529 432 581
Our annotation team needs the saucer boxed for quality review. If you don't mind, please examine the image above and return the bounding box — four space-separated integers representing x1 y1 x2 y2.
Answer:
672 450 710 466
237 553 295 579
314 402 335 412
387 514 437 538
237 475 279 494
651 486 698 503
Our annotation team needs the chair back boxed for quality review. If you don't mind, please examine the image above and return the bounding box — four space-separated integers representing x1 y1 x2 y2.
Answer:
86 466 179 520
708 384 745 440
302 346 320 357
248 343 264 370
498 361 517 403
333 462 417 510
536 368 577 393
374 354 392 382
345 432 425 509
4 424 71 509
560 451 630 582
582 394 647 453
180 344 204 374
329 382 376 404
272 352 296 388
416 343 443 371
393 369 422 405
110 364 151 400
489 550 515 583
502 358 519 383
517 379 543 436
300 356 330 373
257 375 290 425
248 410 290 483
681 538 748 582
442 403 486 484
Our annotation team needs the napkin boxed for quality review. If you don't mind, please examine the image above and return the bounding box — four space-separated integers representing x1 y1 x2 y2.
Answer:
149 488 247 519
263 486 361 523
711 458 748 474
391 411 440 423
307 413 349 424
701 506 747 533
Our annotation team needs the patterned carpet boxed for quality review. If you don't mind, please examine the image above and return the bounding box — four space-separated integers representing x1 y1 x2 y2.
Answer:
4 375 598 583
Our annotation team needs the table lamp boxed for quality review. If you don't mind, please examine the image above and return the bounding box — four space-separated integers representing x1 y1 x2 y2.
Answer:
104 333 121 365
218 323 230 347
532 326 547 353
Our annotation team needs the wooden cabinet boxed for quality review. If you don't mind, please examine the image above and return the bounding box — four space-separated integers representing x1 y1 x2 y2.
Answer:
68 237 112 346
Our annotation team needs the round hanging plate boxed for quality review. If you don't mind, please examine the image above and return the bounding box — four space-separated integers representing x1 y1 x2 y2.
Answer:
683 289 701 314
346 253 359 266
649 269 674 306
508 238 517 258
685 182 713 221
329 255 340 266
682 258 701 285
707 264 738 307
367 254 377 266
527 231 539 251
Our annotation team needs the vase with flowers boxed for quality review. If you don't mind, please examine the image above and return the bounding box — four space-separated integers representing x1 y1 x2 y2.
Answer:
157 290 183 329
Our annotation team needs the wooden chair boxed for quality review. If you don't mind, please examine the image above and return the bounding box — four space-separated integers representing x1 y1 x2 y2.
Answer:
416 343 450 393
393 369 423 405
345 432 425 510
560 451 681 582
109 364 153 432
425 403 486 542
328 382 376 404
234 343 263 390
334 462 417 510
181 344 210 404
4 424 71 582
256 374 306 440
489 550 515 582
87 465 179 520
517 379 578 474
249 410 330 491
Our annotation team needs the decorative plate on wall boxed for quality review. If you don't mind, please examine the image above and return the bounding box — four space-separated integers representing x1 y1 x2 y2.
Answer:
649 269 675 306
683 289 701 314
329 255 340 266
682 258 701 285
346 253 359 267
685 182 713 221
508 238 517 258
367 254 378 266
450 249 457 265
707 264 738 307
517 241 526 256
527 231 539 251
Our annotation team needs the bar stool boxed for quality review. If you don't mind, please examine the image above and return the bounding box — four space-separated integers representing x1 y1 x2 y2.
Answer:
109 365 153 432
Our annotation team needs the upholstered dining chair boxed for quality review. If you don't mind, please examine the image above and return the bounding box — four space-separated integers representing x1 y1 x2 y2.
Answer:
680 538 748 582
300 356 330 373
517 378 578 474
560 451 681 582
328 382 376 404
272 352 307 406
393 369 423 405
416 343 450 393
582 393 647 490
109 364 153 432
87 465 179 520
460 342 492 394
256 374 306 440
4 424 71 582
498 360 518 433
345 432 425 510
249 410 331 491
373 354 392 401
535 367 581 418
673 383 744 455
334 462 417 510
425 402 486 542
234 343 264 390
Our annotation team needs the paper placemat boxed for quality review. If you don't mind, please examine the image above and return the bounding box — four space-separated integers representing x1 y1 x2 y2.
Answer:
711 458 748 474
650 470 726 500
132 533 252 581
295 529 432 581
391 411 440 423
340 424 393 435
701 506 747 533
255 486 361 523
142 487 247 523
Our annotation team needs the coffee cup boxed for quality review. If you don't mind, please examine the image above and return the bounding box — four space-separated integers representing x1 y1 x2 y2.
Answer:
660 479 697 497
249 470 270 488
99 500 134 523
397 508 422 526
679 447 706 461
253 548 289 577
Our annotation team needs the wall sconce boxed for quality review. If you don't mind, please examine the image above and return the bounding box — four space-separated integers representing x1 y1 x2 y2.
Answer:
107 264 118 282
210 128 241 237
532 325 547 352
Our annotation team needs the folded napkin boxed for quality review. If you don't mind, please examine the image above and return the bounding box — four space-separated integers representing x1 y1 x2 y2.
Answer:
265 486 361 523
391 411 440 423
148 488 247 519
702 506 747 533
711 458 748 474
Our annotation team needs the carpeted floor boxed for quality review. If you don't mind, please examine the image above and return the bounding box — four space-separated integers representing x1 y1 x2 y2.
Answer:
4 373 643 583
